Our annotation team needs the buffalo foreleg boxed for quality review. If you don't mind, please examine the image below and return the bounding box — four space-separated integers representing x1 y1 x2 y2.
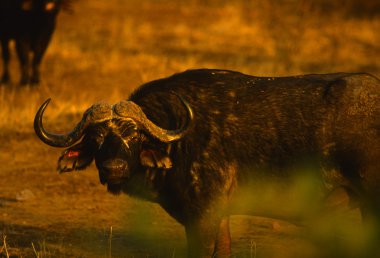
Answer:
31 26 55 84
214 216 231 257
185 219 217 258
185 215 231 258
1 39 10 84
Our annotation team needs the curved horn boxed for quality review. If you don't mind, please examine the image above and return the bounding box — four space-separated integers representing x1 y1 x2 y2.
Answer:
114 93 193 143
34 99 113 147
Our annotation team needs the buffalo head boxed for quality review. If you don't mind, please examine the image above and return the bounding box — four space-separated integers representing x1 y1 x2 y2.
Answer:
34 95 193 196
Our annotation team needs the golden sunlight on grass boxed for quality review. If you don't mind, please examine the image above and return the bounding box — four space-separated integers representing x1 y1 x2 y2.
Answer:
0 0 378 131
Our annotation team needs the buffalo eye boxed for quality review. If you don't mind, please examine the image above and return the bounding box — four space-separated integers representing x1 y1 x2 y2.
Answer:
130 135 139 143
94 130 106 142
86 126 107 144
119 122 138 138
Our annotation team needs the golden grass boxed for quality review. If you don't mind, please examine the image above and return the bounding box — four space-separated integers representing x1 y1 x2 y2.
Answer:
0 0 378 132
1 235 10 258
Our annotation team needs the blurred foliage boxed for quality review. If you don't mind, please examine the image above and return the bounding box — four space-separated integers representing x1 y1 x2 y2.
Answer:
0 1 379 257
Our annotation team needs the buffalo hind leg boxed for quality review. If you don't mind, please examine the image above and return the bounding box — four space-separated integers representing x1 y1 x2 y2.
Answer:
358 162 380 258
359 201 380 258
15 40 30 85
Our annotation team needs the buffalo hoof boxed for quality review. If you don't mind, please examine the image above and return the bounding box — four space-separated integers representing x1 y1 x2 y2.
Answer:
1 73 10 84
20 76 30 86
31 76 40 86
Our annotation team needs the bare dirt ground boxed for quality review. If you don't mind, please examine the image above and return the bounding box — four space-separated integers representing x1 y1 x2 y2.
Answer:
1 132 363 258
0 0 379 257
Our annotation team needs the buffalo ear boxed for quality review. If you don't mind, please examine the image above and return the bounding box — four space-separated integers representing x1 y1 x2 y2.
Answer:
140 149 172 169
58 142 94 173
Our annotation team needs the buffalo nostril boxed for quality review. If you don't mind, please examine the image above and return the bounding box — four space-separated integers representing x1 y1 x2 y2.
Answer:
102 159 128 172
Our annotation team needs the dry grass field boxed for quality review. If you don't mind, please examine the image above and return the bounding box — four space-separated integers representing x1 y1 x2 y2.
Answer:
0 0 379 257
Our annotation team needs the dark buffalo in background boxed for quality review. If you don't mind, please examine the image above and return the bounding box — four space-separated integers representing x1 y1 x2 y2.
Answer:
0 0 69 85
34 69 380 257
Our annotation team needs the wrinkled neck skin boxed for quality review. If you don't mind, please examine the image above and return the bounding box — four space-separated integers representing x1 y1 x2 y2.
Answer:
120 167 165 202
118 143 196 225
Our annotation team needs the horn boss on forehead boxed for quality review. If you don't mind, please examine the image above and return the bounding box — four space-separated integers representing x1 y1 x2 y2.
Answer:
113 97 193 143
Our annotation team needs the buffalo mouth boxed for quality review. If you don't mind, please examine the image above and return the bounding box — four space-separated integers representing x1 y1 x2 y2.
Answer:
106 181 124 195
99 159 129 193
101 176 128 195
104 176 126 184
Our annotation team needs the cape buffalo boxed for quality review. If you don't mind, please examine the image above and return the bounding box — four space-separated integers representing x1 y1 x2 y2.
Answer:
34 69 380 257
0 0 67 85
